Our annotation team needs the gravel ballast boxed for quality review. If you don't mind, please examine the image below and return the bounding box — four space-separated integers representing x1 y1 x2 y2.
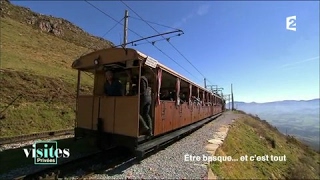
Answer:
1 111 244 179
85 111 242 179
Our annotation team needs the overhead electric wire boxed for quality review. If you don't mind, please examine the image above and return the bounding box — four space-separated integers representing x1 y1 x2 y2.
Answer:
120 1 214 85
114 30 183 48
81 16 124 56
84 0 201 82
80 1 126 80
130 16 181 31
98 17 124 45
131 34 181 46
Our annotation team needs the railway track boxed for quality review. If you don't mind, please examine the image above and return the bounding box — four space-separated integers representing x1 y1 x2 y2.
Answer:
13 146 135 180
0 129 74 145
7 115 222 179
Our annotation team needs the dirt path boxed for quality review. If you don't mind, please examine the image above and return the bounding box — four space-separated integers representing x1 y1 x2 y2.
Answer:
205 111 246 179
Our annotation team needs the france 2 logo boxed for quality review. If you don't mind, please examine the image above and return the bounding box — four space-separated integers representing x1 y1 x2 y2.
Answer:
286 16 296 31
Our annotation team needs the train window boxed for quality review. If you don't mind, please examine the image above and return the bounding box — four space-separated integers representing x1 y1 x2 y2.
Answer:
199 90 203 103
159 71 176 101
191 86 197 98
99 67 146 97
78 70 94 96
180 80 189 104
125 67 155 96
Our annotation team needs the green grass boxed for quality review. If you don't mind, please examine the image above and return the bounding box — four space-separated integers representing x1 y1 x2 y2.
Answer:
0 68 93 137
0 101 75 136
0 17 93 85
0 15 97 137
1 0 114 50
210 114 320 179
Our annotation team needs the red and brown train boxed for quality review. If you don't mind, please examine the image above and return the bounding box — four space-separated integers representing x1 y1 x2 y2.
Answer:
71 48 225 155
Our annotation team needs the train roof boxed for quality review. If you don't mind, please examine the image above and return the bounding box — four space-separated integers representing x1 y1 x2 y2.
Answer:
72 48 221 97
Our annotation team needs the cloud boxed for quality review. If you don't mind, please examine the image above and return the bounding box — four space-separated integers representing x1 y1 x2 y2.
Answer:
280 56 319 69
196 4 211 16
170 3 211 30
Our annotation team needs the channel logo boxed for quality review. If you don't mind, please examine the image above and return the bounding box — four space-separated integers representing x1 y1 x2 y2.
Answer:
286 16 296 31
23 141 70 165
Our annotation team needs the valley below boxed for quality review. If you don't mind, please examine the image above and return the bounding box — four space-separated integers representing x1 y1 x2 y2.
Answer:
229 99 320 151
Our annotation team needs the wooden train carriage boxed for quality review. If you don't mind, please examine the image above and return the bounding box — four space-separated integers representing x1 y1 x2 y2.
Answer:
71 47 224 149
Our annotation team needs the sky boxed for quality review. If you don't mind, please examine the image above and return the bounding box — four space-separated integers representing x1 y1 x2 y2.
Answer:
10 0 319 103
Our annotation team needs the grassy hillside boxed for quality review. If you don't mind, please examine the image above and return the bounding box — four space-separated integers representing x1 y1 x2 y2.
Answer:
1 0 114 50
230 100 320 151
211 111 320 179
0 0 113 137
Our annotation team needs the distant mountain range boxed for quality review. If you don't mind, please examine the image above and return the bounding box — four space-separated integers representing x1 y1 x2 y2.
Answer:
227 98 320 151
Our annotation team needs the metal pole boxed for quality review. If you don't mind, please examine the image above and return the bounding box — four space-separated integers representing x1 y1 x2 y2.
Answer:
231 83 234 110
229 94 231 110
75 70 81 129
123 10 128 47
204 78 207 89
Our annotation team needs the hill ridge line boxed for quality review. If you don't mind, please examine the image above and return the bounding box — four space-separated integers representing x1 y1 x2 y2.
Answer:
0 0 115 51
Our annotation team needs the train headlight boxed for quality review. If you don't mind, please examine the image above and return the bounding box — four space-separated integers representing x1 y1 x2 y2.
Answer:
94 59 99 65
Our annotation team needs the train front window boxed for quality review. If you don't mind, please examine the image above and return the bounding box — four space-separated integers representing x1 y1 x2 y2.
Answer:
102 68 137 96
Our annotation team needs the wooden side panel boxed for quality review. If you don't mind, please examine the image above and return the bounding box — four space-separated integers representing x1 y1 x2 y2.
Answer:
154 101 218 137
163 102 174 133
189 104 193 125
192 104 198 123
201 106 204 119
206 106 209 117
93 71 106 96
172 105 180 130
114 96 139 137
178 105 184 128
77 96 93 129
196 105 201 122
181 104 190 127
99 97 115 133
212 105 214 115
92 97 100 130
200 106 204 120
154 103 163 136
198 106 201 121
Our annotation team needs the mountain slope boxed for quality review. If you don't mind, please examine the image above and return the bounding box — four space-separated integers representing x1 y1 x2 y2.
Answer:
211 112 320 179
228 99 320 151
0 0 114 137
1 0 114 50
